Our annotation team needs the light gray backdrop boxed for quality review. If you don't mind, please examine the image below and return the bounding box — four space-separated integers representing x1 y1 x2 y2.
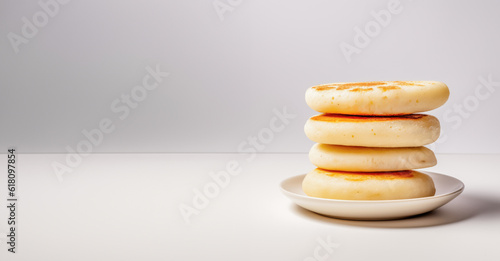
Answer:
1 0 499 153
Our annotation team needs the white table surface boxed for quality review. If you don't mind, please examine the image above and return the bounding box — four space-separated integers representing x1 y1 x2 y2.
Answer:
0 153 499 261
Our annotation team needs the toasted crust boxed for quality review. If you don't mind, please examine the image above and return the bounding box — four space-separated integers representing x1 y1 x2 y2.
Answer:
304 113 440 147
302 168 436 200
305 81 449 115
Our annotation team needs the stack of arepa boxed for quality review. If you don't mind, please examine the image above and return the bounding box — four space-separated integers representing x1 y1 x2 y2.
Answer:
303 81 450 200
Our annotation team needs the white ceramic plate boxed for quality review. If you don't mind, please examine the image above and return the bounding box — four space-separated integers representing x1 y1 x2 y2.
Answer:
280 172 464 220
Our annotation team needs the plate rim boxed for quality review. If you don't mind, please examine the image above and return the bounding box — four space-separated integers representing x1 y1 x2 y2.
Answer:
280 171 465 204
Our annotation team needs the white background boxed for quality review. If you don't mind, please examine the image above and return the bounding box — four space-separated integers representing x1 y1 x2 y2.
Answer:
0 153 499 260
1 2 500 260
1 0 500 153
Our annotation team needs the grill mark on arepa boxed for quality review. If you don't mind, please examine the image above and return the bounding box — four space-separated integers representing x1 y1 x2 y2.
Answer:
317 169 414 181
378 86 401 91
312 81 425 91
310 113 425 122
